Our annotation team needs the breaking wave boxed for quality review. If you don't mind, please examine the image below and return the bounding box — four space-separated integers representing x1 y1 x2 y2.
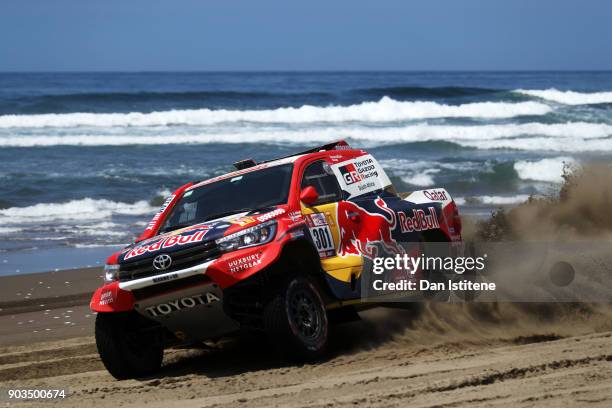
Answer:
458 195 532 206
1 122 610 152
514 157 577 183
515 88 612 105
0 98 551 128
0 198 155 224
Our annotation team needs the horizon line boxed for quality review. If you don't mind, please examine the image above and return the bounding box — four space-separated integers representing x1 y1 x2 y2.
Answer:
1 69 612 74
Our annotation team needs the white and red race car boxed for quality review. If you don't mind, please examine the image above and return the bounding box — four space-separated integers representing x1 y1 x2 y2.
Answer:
91 141 462 379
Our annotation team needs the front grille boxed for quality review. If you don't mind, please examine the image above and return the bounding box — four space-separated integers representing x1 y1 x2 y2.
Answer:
119 241 220 282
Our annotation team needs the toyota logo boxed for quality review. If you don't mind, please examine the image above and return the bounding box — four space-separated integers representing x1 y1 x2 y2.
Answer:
152 254 172 271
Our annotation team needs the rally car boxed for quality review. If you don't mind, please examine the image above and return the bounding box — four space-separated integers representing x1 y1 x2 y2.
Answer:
91 140 462 379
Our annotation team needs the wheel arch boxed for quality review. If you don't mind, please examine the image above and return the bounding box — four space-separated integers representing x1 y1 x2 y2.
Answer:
267 238 336 303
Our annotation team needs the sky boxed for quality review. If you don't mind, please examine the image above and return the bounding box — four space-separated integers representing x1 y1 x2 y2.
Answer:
0 0 611 71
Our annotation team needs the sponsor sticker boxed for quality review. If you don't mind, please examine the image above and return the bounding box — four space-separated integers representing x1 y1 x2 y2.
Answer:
339 163 362 185
227 253 263 273
288 211 303 222
404 189 452 207
152 273 179 283
332 154 391 198
231 216 256 226
423 190 448 201
145 195 176 231
99 290 114 306
145 293 220 317
398 207 440 233
306 214 335 258
124 227 210 260
256 208 286 222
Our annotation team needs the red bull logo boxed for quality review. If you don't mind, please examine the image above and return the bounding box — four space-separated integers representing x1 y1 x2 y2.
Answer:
397 207 440 233
336 197 405 259
124 227 210 260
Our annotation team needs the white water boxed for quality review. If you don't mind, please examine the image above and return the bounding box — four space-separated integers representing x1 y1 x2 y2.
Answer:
0 98 551 128
2 122 610 152
515 89 612 105
514 157 578 183
0 198 155 224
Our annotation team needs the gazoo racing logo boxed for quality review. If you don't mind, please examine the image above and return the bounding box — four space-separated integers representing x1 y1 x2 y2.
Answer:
339 163 362 185
124 226 211 260
145 293 220 317
398 207 440 233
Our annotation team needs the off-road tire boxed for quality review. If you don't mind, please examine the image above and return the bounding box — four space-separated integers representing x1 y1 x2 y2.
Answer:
95 312 164 380
263 275 328 360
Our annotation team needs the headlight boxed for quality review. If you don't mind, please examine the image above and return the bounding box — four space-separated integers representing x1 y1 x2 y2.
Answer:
216 220 277 252
104 264 120 282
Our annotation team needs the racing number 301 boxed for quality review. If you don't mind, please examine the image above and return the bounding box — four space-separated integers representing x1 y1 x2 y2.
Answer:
311 226 334 252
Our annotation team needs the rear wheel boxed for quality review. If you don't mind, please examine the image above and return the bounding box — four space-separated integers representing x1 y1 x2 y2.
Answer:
263 275 328 360
95 312 164 380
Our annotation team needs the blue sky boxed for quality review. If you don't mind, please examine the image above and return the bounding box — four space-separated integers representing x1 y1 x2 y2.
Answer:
1 0 611 71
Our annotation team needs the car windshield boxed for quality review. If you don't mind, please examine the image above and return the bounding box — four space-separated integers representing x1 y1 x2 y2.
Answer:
161 164 293 233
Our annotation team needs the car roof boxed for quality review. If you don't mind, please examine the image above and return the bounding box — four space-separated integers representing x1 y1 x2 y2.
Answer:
187 141 366 191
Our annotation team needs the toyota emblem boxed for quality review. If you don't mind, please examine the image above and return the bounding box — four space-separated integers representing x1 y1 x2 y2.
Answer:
152 254 172 271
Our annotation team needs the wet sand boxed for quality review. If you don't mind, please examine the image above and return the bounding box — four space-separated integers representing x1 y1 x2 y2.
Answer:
0 267 101 347
1 268 611 407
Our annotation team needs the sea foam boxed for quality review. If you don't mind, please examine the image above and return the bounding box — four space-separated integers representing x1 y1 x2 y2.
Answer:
514 157 577 183
0 198 155 223
1 122 610 152
515 89 612 105
0 98 551 128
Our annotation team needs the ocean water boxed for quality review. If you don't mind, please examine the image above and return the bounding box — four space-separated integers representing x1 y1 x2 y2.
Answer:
1 71 612 275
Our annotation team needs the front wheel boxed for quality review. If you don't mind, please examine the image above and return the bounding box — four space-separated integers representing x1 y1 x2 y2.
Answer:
263 276 329 360
95 312 164 380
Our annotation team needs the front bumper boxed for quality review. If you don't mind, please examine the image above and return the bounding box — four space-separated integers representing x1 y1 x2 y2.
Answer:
118 259 215 291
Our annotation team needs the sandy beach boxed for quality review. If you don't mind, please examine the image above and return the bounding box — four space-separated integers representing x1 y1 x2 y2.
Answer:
0 268 101 347
1 265 611 407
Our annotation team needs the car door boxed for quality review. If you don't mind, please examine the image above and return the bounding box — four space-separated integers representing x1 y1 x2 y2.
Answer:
299 159 363 298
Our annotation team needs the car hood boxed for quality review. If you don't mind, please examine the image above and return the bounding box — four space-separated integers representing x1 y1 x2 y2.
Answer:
117 206 287 264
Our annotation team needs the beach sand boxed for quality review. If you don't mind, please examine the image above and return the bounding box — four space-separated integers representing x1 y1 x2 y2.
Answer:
0 267 101 347
1 267 611 407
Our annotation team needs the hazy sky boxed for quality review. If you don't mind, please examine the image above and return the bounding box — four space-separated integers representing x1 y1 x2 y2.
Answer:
1 0 611 71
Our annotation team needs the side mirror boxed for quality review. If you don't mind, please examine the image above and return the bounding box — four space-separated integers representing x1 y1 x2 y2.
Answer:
300 186 319 206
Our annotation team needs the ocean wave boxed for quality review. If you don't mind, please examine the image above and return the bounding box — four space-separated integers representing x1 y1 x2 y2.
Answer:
514 157 577 183
0 98 551 128
515 88 612 105
401 170 439 187
0 227 23 235
459 195 531 206
72 222 126 237
0 198 155 223
1 122 610 152
380 158 485 187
